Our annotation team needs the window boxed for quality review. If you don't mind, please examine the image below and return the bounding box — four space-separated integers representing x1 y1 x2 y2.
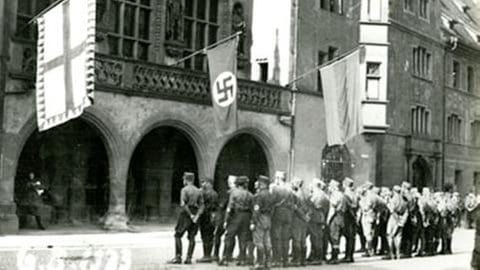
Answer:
419 0 429 19
15 0 51 40
329 0 336 12
412 46 432 79
467 66 475 93
317 51 327 94
259 62 269 82
109 0 152 60
404 0 414 12
183 0 219 71
366 62 381 100
447 114 463 143
471 121 480 146
452 60 460 88
455 170 463 190
368 0 382 21
411 105 430 135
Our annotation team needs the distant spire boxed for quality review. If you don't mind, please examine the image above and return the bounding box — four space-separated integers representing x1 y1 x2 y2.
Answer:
272 28 281 84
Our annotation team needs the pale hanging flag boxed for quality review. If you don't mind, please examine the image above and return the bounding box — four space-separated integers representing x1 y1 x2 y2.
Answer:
207 37 239 137
320 47 365 146
35 0 96 131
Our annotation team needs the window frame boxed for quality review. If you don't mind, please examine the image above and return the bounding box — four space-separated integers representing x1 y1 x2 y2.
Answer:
419 0 430 20
404 0 414 13
108 0 153 60
452 60 461 89
411 105 431 135
15 0 52 40
467 66 475 93
366 62 381 100
183 0 220 71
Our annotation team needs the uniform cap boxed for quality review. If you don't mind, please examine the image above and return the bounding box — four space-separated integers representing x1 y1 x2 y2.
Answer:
313 178 326 189
292 176 304 186
401 181 411 189
364 181 374 190
183 172 195 182
275 171 286 179
257 175 270 185
372 186 380 194
343 177 354 188
329 179 339 188
236 176 249 186
393 185 401 193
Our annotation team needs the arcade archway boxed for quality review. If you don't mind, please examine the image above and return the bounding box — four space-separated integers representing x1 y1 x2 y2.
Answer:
127 127 198 221
15 119 109 227
321 144 352 183
412 155 432 189
214 133 269 196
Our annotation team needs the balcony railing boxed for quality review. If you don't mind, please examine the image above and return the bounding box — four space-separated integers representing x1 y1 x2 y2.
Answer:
95 54 291 115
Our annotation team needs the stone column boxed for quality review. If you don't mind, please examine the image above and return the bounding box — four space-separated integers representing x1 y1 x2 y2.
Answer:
103 146 129 231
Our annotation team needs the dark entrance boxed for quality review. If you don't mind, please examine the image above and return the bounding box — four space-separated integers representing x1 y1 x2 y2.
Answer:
214 134 269 196
321 144 352 183
15 119 109 227
412 155 432 189
127 127 198 221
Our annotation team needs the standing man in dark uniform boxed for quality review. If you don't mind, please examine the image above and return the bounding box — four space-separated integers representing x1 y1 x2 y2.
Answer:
168 172 204 264
23 172 47 230
290 177 311 266
197 177 218 263
251 175 274 270
342 177 357 263
212 175 237 261
386 185 409 260
219 176 253 266
308 178 329 265
465 193 480 269
271 171 294 267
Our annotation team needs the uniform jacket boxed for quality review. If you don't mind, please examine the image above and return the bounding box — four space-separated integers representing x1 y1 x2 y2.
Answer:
310 189 329 224
252 188 273 229
180 184 204 216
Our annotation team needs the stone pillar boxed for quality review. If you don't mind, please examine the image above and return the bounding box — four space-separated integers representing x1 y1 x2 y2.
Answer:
103 147 129 231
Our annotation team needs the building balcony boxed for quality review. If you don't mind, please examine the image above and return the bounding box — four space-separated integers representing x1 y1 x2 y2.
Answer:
94 54 291 115
6 39 291 116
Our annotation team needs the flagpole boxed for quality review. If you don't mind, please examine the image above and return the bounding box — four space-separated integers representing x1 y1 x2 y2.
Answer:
171 31 242 66
286 45 363 86
28 0 66 24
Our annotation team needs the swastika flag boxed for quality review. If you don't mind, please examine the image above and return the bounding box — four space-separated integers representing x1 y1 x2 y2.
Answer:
35 0 96 131
207 37 239 137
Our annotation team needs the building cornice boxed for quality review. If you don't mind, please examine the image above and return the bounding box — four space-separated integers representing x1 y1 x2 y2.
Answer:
389 19 446 48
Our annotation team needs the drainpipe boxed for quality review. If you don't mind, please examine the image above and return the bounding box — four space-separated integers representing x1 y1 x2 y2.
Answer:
288 0 299 181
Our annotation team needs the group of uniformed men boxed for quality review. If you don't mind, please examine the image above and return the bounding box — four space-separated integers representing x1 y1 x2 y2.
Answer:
168 171 463 269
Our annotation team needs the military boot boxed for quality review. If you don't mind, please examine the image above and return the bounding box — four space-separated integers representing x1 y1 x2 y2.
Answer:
184 240 195 264
327 248 339 265
167 237 183 264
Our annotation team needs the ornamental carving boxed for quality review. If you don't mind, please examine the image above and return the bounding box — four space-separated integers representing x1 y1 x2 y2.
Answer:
95 58 123 86
164 0 184 57
412 86 431 104
232 2 246 56
446 92 467 115
21 47 36 73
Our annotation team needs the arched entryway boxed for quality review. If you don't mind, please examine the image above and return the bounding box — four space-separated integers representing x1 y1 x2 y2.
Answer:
214 133 269 196
412 155 432 189
127 127 198 222
15 119 109 228
321 144 352 183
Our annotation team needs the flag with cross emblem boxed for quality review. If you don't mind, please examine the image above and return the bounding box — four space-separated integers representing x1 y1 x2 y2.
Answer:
207 37 239 137
35 0 96 131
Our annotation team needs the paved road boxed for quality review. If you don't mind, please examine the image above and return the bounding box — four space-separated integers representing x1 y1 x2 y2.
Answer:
1 227 475 270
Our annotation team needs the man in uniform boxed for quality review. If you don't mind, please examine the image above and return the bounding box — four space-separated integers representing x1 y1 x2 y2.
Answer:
342 177 357 263
386 185 408 260
250 175 274 270
308 178 329 265
416 187 434 257
375 187 391 256
212 175 237 261
168 172 204 264
465 193 480 269
400 181 416 258
270 171 294 267
23 172 47 230
360 181 381 257
327 180 347 264
219 176 253 266
197 178 218 263
290 177 311 266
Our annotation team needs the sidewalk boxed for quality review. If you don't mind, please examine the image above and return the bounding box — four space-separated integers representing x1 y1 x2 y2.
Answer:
1 227 475 270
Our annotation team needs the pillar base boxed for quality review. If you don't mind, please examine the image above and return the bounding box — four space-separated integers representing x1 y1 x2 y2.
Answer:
0 204 19 234
102 211 130 231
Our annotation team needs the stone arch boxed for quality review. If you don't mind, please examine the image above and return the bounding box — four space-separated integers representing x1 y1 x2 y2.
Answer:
411 155 432 189
6 108 124 227
129 116 209 180
213 128 276 195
